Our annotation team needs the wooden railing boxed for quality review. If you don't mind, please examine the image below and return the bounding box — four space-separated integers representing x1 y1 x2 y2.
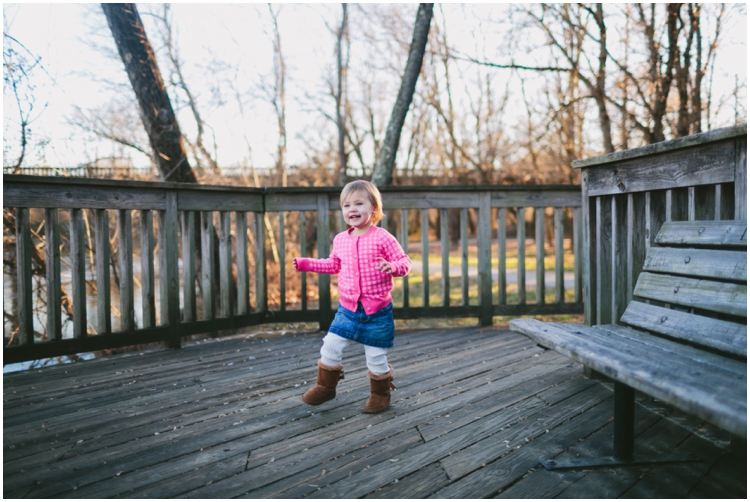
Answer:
577 124 747 327
3 178 583 363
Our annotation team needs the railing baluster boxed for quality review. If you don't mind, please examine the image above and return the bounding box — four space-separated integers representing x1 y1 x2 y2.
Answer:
200 211 214 320
236 211 249 315
95 209 111 335
517 207 526 305
70 208 87 338
15 208 33 344
299 211 307 311
715 184 722 221
440 208 449 307
317 195 331 330
688 186 695 221
421 209 430 308
278 211 286 311
573 206 582 304
45 208 62 341
219 211 232 317
254 212 267 313
478 193 492 326
554 207 564 304
400 209 409 309
497 208 507 306
158 210 168 326
535 207 545 305
118 210 134 332
460 208 468 306
140 210 155 328
164 191 181 348
181 211 196 322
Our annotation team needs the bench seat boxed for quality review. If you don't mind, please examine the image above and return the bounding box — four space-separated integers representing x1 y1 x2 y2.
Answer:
510 319 746 437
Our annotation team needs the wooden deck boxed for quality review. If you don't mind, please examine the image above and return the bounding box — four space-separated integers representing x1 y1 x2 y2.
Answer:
3 327 745 498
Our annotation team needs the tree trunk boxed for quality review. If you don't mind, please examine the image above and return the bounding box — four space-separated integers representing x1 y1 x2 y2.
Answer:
371 3 433 187
101 3 196 183
336 4 349 186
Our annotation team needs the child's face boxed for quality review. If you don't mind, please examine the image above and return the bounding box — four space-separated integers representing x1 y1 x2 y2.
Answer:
341 190 375 231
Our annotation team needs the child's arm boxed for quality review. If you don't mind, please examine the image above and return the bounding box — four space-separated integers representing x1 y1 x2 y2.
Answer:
293 237 341 274
378 234 411 277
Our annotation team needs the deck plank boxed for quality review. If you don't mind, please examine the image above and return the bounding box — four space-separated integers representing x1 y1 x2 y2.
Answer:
3 326 745 499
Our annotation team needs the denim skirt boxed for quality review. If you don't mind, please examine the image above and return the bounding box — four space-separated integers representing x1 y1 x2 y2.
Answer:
328 302 395 348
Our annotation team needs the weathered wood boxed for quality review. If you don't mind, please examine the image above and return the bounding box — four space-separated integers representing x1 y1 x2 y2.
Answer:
117 210 134 332
164 191 181 347
620 302 746 357
317 195 331 329
95 209 111 335
612 195 628 323
573 124 747 170
535 207 545 305
573 206 582 304
235 212 249 315
70 208 87 338
299 211 307 311
200 212 215 320
643 247 746 281
177 190 264 212
478 193 493 325
140 210 156 328
422 209 430 308
4 183 166 210
633 271 746 317
491 190 581 209
628 192 648 305
554 207 564 303
735 137 747 221
254 212 267 314
460 208 469 306
15 207 33 344
440 208 449 308
398 209 409 308
517 207 526 305
596 196 613 324
219 211 232 317
510 319 746 437
498 207 507 305
582 185 596 324
583 140 736 196
278 212 286 311
655 220 747 247
181 211 196 322
44 208 62 341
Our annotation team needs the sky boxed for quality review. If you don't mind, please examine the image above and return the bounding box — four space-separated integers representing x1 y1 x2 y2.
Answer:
3 3 748 172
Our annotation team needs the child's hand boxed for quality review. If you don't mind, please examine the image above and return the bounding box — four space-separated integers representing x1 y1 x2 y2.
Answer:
375 257 393 274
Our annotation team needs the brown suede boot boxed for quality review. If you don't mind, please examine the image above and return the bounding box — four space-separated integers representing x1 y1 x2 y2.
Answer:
364 366 395 414
301 360 344 406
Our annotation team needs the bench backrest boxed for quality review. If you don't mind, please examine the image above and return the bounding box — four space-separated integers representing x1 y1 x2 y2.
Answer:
620 221 747 359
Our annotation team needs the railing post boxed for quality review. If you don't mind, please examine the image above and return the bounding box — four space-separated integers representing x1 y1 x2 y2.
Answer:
317 194 332 331
44 208 62 341
70 208 87 338
478 193 493 326
735 137 747 221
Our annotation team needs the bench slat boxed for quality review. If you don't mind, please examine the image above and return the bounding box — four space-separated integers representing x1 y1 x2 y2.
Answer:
621 301 747 357
586 324 746 380
509 318 747 437
643 247 747 282
655 221 747 248
633 271 747 317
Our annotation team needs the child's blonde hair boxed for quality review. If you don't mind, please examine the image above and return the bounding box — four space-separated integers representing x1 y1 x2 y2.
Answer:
340 180 384 224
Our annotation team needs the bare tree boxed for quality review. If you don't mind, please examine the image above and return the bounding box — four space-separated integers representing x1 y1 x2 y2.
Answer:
101 3 196 182
371 3 433 187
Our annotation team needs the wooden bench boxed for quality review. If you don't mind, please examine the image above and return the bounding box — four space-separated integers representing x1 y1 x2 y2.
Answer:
510 220 747 470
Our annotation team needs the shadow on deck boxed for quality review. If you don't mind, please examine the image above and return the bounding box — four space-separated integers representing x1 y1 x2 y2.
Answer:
3 327 746 498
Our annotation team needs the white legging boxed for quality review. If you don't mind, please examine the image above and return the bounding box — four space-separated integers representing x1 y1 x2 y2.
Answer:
319 332 390 375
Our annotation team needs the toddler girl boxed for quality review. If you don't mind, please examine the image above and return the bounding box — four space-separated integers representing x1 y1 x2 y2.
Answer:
293 180 411 413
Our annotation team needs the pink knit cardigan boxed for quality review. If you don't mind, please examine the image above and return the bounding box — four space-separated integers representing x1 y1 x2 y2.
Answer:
294 225 411 315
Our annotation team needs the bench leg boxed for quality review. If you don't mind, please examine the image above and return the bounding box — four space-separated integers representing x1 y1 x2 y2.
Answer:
540 382 701 471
